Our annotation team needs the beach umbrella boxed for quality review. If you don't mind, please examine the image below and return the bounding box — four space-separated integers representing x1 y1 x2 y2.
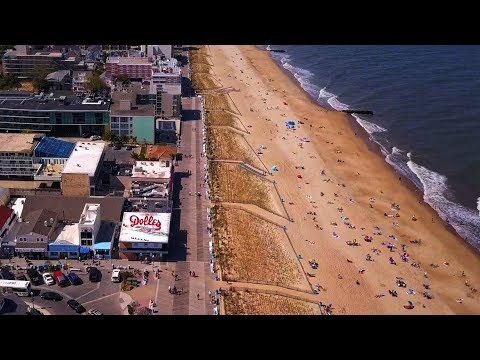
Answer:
271 165 278 172
297 175 302 179
403 300 414 310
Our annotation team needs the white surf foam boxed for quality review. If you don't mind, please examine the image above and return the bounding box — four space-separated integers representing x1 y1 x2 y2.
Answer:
478 197 480 216
353 115 388 134
407 160 480 247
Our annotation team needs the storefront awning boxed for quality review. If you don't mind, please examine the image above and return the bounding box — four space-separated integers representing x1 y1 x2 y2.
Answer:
80 246 91 254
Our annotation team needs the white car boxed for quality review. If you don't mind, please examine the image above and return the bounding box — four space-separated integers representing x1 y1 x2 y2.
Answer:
42 273 55 286
111 269 121 283
87 308 103 315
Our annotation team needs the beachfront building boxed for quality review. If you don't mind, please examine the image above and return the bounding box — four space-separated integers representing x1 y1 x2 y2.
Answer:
151 58 181 86
0 91 110 136
72 70 94 94
110 84 155 144
15 209 58 259
131 160 173 198
141 45 173 60
106 57 152 81
45 70 72 91
0 133 44 179
0 206 16 242
20 196 123 259
61 141 105 197
2 46 79 79
118 212 171 261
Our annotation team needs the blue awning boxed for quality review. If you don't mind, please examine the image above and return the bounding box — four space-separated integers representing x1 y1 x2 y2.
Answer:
80 246 90 254
93 242 111 251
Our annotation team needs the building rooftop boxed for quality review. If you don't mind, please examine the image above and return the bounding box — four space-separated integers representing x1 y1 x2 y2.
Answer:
34 137 75 158
111 86 155 116
22 196 124 223
52 224 80 246
119 212 171 244
107 57 152 65
17 209 57 237
0 133 44 153
35 163 64 179
0 206 14 229
0 93 110 111
46 70 71 82
62 141 105 177
144 145 177 160
80 203 100 224
132 161 172 180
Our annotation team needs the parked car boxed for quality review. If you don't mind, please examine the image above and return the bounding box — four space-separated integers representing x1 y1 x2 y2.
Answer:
67 272 82 285
16 274 28 281
27 268 43 285
125 146 133 150
40 291 63 301
88 267 101 282
0 271 14 280
90 135 101 141
26 308 44 315
42 273 55 286
67 299 86 314
113 144 122 150
111 269 121 283
87 308 103 315
53 270 69 287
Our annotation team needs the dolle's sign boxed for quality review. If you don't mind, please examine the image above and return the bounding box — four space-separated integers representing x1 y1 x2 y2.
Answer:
130 215 161 230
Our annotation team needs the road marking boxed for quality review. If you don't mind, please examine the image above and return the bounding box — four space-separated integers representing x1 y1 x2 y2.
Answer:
76 282 101 301
81 292 119 306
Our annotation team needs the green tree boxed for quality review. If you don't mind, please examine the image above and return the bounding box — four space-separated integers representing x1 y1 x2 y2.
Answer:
102 51 109 64
102 130 114 141
85 74 109 96
117 74 131 86
0 74 21 90
31 66 50 93
130 136 137 145
120 134 129 145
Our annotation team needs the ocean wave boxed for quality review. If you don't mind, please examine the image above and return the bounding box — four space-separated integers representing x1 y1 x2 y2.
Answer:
353 115 388 134
407 160 480 248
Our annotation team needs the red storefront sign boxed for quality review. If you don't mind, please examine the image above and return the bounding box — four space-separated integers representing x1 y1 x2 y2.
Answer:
129 214 161 230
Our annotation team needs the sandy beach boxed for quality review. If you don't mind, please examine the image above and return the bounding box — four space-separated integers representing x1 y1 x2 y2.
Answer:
197 45 480 314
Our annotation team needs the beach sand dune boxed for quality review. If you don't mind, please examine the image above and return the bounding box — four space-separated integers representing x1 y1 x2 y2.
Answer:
198 45 480 314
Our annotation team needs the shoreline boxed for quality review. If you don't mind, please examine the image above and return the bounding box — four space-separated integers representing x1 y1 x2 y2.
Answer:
262 46 479 257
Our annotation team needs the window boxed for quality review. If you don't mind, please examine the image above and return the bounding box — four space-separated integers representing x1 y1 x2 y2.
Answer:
37 238 40 242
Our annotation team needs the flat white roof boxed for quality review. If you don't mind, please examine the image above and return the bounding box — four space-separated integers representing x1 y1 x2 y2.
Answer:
119 212 171 244
12 198 26 218
63 142 105 177
80 203 100 224
132 160 171 180
53 224 80 246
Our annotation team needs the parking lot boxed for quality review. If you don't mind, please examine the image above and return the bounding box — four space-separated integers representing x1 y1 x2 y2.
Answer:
1 262 124 315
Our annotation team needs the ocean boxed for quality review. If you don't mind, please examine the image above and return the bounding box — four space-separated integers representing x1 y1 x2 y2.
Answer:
264 45 480 250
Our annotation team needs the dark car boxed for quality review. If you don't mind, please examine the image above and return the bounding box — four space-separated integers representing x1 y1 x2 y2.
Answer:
27 268 44 285
88 267 101 282
67 299 86 314
0 271 14 280
113 144 122 150
40 292 63 301
26 308 43 315
125 146 133 150
16 274 28 281
67 272 82 285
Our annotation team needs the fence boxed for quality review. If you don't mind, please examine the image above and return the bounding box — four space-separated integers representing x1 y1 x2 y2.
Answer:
222 285 325 315
9 188 61 197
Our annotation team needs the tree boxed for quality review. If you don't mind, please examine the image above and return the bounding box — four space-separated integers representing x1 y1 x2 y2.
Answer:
117 74 131 86
130 136 138 145
102 130 114 141
85 74 109 96
0 74 21 90
120 134 129 145
31 66 50 93
101 51 109 64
